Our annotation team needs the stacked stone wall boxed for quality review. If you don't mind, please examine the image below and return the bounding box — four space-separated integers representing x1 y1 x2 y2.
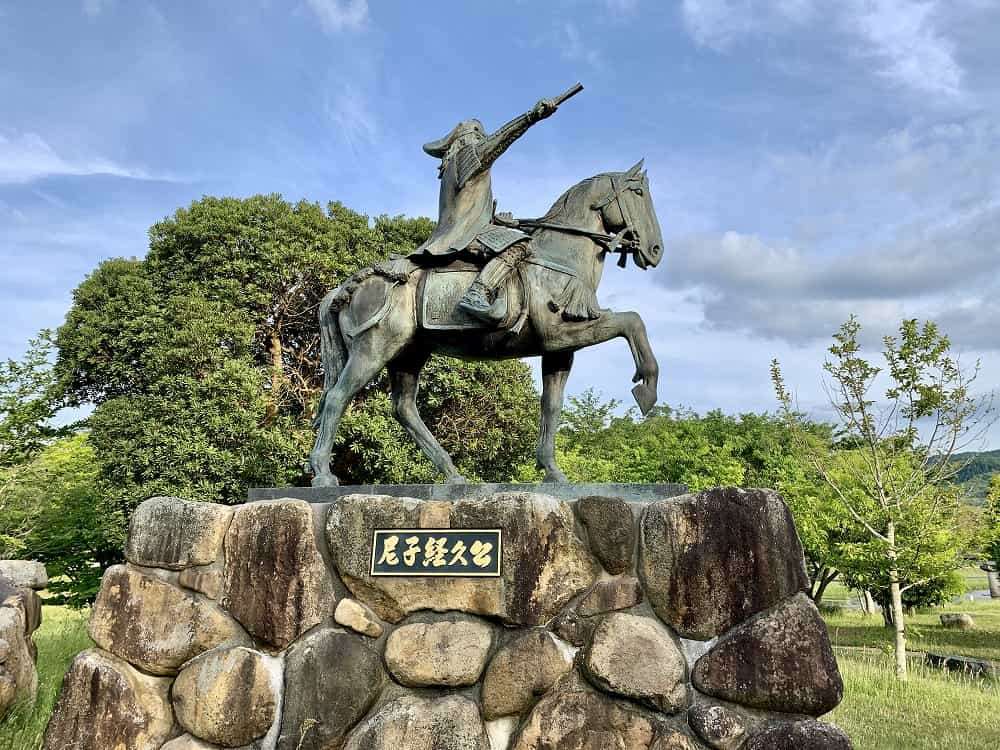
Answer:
43 488 851 749
0 559 46 719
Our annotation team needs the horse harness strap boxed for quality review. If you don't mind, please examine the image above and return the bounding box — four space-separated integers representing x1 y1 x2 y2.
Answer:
515 174 640 267
592 172 641 267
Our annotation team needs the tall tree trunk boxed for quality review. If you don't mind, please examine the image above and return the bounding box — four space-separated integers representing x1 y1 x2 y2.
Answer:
880 598 894 628
988 569 1000 599
266 329 282 423
856 589 877 615
887 521 908 680
810 567 839 606
863 589 877 614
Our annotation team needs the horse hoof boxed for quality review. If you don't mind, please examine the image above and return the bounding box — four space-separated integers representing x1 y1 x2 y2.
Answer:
311 474 340 488
543 470 569 483
445 474 468 485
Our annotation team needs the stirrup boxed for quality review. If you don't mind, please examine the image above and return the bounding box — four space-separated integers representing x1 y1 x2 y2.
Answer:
458 282 506 326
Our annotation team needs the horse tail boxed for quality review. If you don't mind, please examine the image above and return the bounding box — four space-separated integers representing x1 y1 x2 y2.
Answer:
314 288 348 427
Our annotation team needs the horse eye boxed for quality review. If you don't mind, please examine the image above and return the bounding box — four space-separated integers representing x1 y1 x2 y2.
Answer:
633 188 643 196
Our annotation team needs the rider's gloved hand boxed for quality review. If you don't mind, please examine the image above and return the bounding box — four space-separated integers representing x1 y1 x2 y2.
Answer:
533 98 557 120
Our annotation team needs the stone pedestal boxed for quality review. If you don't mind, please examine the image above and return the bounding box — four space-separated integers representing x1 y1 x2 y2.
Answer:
0 560 46 719
43 488 851 750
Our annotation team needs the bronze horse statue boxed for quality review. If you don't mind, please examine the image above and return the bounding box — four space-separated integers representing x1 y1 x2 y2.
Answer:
309 161 664 486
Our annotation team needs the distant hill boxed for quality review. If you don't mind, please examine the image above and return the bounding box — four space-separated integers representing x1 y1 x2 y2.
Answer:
946 449 1000 504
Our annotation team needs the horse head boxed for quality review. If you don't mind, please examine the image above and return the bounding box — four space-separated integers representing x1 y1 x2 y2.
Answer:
593 160 664 270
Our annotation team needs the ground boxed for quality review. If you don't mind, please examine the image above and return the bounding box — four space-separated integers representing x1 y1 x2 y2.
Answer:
829 650 1000 750
1 599 998 750
0 606 90 750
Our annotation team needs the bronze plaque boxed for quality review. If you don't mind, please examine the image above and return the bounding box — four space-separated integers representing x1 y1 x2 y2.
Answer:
370 528 502 577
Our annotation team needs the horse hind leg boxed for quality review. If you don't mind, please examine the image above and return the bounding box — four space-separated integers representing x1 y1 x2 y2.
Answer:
388 353 466 484
309 352 388 487
537 351 574 483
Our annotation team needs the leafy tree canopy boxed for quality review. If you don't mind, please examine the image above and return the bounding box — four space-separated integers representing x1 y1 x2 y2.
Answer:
55 195 539 515
985 474 1000 567
0 434 119 606
1 331 67 469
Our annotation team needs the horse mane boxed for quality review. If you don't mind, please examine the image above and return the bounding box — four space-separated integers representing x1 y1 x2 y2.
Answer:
539 172 620 223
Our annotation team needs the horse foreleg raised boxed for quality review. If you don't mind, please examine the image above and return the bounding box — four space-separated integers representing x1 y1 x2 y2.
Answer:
543 310 659 415
310 354 387 487
388 354 466 484
538 352 574 483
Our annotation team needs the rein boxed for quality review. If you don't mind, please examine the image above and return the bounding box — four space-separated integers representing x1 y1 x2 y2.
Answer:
512 173 641 267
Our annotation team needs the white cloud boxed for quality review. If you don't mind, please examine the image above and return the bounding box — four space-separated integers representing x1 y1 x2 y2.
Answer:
558 22 603 68
650 110 1000 350
82 0 111 18
605 0 639 13
656 201 1000 348
0 132 159 184
680 0 816 50
680 0 965 97
848 1 962 96
305 0 368 34
324 83 378 152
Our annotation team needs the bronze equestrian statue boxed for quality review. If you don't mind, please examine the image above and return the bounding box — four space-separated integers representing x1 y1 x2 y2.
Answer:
310 84 664 487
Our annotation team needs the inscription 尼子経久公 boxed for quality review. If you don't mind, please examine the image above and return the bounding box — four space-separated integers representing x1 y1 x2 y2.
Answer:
370 529 502 577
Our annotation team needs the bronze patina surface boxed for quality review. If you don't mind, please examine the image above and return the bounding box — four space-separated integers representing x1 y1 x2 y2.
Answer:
310 84 666 487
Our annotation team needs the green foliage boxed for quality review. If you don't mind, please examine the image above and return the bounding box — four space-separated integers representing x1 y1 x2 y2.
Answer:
542 389 828 493
946 449 1000 503
0 435 120 606
823 450 971 610
538 390 867 606
54 195 537 521
334 357 539 484
774 316 986 677
898 570 966 611
0 331 67 470
985 475 1000 566
0 606 93 750
1 332 75 555
539 391 745 487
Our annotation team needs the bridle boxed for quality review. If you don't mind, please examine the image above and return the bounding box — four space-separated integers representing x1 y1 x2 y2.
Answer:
589 170 646 267
513 170 645 267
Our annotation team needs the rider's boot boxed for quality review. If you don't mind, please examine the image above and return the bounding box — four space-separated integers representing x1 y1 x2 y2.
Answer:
457 241 530 326
458 280 507 325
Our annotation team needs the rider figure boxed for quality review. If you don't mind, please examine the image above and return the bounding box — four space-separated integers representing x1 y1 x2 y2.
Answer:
410 97 559 325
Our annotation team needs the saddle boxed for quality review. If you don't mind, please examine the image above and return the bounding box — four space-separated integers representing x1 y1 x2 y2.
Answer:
417 258 527 332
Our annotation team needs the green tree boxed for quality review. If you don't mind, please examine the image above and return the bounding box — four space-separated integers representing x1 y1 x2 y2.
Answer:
544 392 745 487
0 331 67 469
0 435 119 606
1 331 73 554
55 195 538 525
985 475 1000 575
773 317 988 680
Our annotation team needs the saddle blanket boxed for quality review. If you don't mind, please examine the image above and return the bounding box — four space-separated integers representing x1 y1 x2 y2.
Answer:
419 267 522 331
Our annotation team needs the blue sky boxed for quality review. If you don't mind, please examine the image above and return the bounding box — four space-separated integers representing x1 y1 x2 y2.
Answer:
2 1 998 446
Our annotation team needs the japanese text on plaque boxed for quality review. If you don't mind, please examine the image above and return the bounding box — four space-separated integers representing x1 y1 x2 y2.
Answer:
369 529 502 577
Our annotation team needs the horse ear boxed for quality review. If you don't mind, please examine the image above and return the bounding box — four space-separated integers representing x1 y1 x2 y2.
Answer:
626 159 644 177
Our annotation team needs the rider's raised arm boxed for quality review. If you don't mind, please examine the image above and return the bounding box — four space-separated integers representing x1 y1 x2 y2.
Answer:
475 98 557 174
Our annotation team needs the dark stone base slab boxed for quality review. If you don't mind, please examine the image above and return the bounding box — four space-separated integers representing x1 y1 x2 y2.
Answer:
248 483 688 504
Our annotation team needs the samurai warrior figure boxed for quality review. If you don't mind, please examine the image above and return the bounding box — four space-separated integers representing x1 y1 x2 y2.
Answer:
410 96 560 324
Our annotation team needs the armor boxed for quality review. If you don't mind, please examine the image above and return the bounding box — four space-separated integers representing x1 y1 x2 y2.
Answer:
411 99 558 324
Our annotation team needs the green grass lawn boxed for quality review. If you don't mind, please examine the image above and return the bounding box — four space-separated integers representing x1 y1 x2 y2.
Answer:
822 565 990 607
3 603 1000 750
828 649 1000 750
824 599 1000 661
0 606 91 750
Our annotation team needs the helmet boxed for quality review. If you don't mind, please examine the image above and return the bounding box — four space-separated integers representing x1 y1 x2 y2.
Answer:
422 119 485 157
